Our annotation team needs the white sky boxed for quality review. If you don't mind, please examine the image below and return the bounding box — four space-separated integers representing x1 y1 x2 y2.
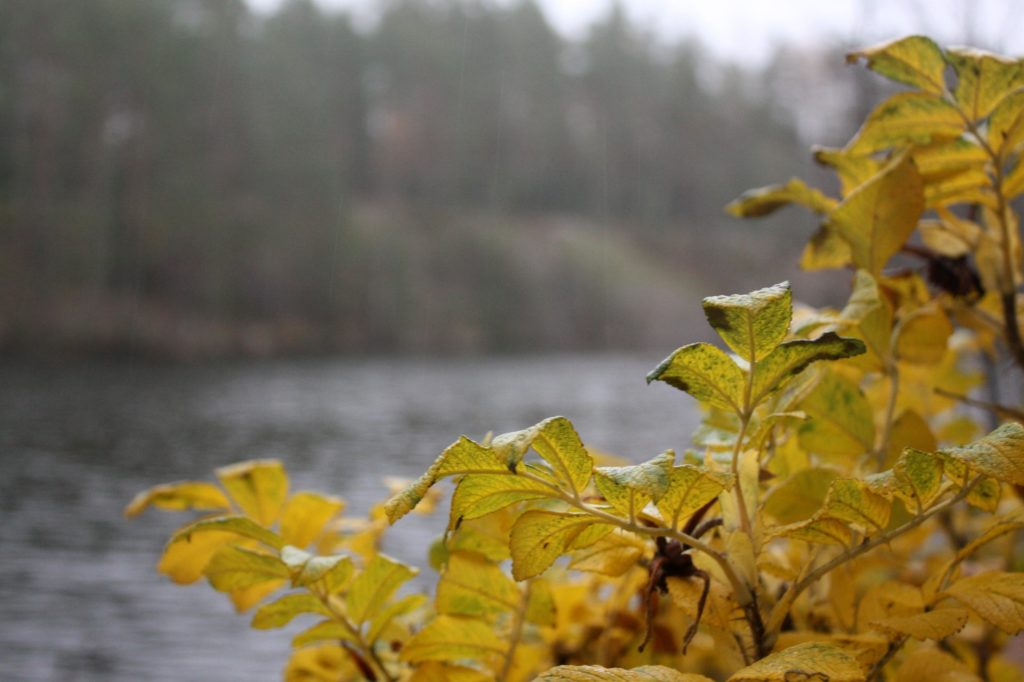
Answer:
247 0 1024 65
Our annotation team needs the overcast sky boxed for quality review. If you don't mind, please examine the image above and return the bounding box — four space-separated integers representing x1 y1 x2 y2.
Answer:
246 0 1024 65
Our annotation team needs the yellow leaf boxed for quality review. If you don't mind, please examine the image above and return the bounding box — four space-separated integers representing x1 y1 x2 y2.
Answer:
367 593 427 642
847 35 946 94
344 553 418 626
839 271 893 370
279 492 345 549
750 333 865 407
292 619 359 648
385 435 507 523
537 665 714 681
450 473 554 527
769 516 854 547
400 614 507 664
801 224 853 270
169 514 285 551
893 646 980 682
813 147 883 196
892 448 944 510
989 91 1024 160
944 571 1024 634
280 545 353 590
667 574 734 631
871 607 969 640
284 643 358 682
525 578 557 627
924 168 995 209
725 178 836 217
436 550 520 618
819 479 891 533
885 410 937 468
228 580 285 612
204 545 289 593
702 281 792 363
646 342 745 412
941 422 1024 486
955 508 1024 564
848 92 964 154
215 459 289 526
594 451 674 517
829 153 924 276
510 510 613 580
947 48 1024 121
763 468 839 524
655 465 731 531
157 529 237 584
797 371 875 459
529 417 594 495
568 530 647 576
728 641 866 681
251 593 329 629
124 481 230 517
913 138 989 177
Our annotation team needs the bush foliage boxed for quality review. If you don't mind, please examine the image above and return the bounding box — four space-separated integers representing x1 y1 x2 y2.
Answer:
129 36 1024 680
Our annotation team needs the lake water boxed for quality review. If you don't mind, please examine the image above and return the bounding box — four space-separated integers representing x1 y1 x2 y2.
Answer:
0 355 699 681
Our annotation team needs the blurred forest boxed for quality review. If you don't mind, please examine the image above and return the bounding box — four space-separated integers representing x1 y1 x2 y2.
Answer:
0 0 872 358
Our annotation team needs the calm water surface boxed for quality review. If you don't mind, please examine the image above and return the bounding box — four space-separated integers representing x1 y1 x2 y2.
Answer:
0 355 699 681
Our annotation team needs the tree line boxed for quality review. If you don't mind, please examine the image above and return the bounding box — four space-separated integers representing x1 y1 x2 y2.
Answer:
0 0 813 356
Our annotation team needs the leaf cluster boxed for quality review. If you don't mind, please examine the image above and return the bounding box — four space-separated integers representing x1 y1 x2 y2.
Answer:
130 36 1024 682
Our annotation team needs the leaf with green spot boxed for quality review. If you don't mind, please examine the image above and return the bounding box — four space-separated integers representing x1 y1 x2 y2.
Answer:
509 511 613 581
646 343 745 412
436 550 520 619
215 459 289 526
529 417 594 496
204 545 290 592
893 448 945 510
344 554 418 626
124 481 231 517
655 465 732 531
449 473 554 528
846 35 947 94
941 422 1024 486
280 545 354 589
947 48 1024 121
400 614 507 664
847 92 964 154
385 436 507 523
725 178 837 218
170 515 285 551
750 332 866 407
820 479 891 533
594 451 674 518
829 153 924 276
251 593 329 629
797 371 875 459
702 282 792 362
769 515 855 547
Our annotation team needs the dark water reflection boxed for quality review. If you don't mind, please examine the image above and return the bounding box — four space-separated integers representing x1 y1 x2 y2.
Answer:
0 355 698 681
